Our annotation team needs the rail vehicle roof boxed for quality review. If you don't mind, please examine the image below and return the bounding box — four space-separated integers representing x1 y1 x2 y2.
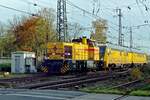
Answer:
97 43 146 54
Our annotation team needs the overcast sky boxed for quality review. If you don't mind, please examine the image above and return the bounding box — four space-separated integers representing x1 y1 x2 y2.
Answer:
0 0 150 53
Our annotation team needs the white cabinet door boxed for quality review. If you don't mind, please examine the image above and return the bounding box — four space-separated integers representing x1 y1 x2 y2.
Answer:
15 56 20 73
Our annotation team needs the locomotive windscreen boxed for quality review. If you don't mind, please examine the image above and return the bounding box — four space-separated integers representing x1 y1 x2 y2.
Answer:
64 46 72 59
100 46 106 59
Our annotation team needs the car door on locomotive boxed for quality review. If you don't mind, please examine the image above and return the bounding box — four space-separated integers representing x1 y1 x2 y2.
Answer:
98 46 106 68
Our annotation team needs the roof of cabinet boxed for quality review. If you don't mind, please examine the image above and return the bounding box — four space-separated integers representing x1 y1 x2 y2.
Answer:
11 51 35 54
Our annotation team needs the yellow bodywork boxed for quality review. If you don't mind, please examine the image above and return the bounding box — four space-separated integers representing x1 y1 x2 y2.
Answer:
47 41 147 68
132 52 147 64
103 47 147 68
47 42 99 61
47 42 73 60
72 43 88 60
104 48 124 68
88 47 99 61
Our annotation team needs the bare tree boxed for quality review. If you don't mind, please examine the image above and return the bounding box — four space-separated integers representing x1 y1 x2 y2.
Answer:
68 22 83 40
0 21 5 36
91 19 108 43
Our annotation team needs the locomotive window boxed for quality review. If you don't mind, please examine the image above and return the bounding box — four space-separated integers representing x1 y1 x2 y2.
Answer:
100 46 106 58
64 46 72 59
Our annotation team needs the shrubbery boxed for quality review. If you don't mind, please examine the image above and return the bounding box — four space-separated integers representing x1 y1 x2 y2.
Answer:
0 63 11 72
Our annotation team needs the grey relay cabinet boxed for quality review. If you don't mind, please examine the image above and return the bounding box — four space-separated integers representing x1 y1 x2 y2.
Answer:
11 51 37 73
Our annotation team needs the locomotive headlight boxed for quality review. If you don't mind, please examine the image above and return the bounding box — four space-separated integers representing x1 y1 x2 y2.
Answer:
65 53 71 55
52 53 55 55
68 53 71 55
101 58 104 60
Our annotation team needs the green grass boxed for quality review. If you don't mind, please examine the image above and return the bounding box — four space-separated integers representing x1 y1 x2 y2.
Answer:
80 87 125 95
81 85 150 97
130 90 150 96
140 84 150 90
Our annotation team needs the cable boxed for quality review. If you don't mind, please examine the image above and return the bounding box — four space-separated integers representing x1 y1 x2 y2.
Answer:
66 0 98 18
20 0 50 9
66 0 119 27
19 0 119 35
131 23 150 28
138 0 150 19
33 0 52 6
21 0 125 32
136 0 147 21
67 1 126 43
0 3 36 16
68 9 119 32
67 8 94 21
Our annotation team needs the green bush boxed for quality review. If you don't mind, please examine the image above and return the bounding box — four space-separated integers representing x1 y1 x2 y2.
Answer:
0 63 11 72
0 63 11 68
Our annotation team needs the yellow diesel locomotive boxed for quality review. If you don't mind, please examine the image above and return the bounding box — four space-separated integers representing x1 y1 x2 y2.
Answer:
41 37 147 74
41 37 99 74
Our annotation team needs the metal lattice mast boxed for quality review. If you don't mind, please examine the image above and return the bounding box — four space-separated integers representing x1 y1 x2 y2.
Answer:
57 0 67 41
118 9 124 46
130 27 133 49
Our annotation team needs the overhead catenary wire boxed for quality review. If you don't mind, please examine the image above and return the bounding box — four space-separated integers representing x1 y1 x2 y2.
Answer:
20 0 150 28
7 1 118 34
66 0 137 36
69 15 119 32
66 0 120 27
0 3 37 16
20 0 143 31
0 0 149 52
138 0 150 19
136 0 148 22
66 0 125 45
20 0 51 9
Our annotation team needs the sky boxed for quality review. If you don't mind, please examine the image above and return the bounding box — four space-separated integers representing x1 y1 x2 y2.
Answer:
0 0 150 54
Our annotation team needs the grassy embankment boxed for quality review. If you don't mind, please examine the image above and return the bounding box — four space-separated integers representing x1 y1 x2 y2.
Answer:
81 84 150 96
81 65 150 96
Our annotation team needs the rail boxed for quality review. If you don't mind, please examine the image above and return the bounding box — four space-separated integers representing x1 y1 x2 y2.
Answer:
17 70 130 89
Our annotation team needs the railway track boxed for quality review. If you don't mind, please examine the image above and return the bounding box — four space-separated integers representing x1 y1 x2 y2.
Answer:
16 70 130 89
112 77 150 100
0 73 47 86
